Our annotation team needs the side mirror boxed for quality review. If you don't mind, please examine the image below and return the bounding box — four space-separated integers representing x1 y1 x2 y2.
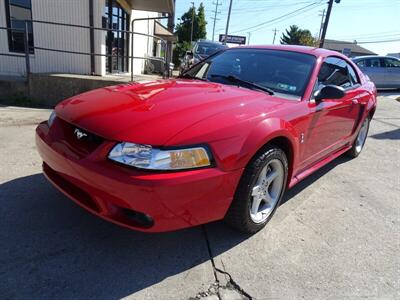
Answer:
314 85 346 102
185 50 193 57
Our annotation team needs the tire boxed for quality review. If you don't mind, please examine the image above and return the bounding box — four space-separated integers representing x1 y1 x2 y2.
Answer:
347 117 370 158
224 145 288 234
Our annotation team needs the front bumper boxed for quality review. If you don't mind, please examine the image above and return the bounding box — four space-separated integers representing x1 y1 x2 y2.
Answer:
35 122 243 232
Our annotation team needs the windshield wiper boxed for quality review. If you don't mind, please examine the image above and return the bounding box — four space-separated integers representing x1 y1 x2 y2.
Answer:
179 73 209 82
210 74 274 95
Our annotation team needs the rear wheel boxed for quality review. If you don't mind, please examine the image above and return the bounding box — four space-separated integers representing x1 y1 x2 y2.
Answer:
224 145 288 233
347 117 370 158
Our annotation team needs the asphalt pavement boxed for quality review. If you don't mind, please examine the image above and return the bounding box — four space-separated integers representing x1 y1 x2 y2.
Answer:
0 92 399 300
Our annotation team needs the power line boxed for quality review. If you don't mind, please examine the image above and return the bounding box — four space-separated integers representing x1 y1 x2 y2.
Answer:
324 39 400 44
356 39 400 44
229 1 322 34
330 32 400 40
221 1 318 14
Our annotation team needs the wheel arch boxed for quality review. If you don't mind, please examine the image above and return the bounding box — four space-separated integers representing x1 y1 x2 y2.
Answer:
368 106 376 119
238 118 299 186
249 136 295 188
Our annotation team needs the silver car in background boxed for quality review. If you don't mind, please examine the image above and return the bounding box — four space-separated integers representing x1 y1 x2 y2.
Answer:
352 56 400 89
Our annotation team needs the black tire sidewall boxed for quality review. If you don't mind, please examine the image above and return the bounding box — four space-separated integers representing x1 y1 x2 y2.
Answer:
246 148 288 228
225 145 288 233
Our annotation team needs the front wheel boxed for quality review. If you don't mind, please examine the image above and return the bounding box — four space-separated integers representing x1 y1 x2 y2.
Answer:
347 117 370 158
224 145 288 233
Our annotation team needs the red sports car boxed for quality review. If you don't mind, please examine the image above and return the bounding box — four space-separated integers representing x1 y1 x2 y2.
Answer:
36 45 377 233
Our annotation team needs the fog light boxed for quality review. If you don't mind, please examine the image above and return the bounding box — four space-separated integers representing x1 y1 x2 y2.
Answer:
122 208 154 228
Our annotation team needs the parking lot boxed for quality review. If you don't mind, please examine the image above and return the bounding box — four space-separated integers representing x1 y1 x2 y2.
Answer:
0 92 399 299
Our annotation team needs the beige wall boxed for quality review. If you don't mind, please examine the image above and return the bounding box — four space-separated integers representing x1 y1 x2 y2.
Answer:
130 10 158 75
0 0 159 76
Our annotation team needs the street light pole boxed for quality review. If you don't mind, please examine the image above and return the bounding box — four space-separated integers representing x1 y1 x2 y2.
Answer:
272 28 278 44
190 2 195 43
319 0 340 48
223 0 233 45
318 9 326 41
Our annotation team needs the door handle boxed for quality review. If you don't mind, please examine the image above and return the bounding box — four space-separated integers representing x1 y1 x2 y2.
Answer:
352 98 359 105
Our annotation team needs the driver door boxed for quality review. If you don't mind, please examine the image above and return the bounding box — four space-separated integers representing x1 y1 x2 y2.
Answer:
300 57 361 168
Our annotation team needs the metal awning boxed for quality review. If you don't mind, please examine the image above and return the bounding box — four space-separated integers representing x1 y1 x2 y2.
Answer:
128 0 174 14
154 21 177 42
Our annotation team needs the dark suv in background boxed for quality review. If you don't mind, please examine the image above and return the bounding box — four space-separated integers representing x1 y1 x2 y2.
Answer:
180 40 227 73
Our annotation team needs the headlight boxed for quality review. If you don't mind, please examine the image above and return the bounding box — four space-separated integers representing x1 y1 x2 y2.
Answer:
48 110 57 127
108 142 212 170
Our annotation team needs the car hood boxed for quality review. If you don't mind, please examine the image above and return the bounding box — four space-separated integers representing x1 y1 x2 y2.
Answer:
56 79 284 145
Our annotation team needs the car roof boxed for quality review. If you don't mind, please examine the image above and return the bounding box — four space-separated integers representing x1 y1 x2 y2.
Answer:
227 44 342 58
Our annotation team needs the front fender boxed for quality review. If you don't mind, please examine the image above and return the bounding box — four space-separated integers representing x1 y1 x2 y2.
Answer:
235 117 300 170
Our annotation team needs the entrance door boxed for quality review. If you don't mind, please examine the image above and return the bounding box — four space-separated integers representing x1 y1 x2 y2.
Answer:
104 0 129 74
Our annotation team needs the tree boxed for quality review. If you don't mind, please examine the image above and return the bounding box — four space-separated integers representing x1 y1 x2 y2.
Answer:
280 25 316 46
173 3 207 66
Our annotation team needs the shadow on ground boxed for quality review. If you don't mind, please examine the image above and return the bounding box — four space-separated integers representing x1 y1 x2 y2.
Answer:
371 128 400 140
0 174 247 299
0 154 353 299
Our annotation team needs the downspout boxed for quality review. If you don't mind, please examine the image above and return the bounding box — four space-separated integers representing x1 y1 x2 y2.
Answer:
89 0 95 74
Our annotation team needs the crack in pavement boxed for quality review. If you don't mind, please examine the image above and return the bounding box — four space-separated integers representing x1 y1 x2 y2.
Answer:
189 226 254 300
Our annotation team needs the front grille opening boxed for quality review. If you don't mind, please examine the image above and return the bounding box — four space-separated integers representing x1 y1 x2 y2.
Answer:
43 163 101 213
51 118 104 158
121 208 154 229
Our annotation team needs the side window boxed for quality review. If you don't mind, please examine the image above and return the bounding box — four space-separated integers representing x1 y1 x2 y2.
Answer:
5 0 34 54
365 57 381 68
318 57 352 89
348 64 360 85
356 60 366 67
384 58 400 68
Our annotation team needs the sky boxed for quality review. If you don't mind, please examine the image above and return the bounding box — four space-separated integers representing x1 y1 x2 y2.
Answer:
174 0 400 55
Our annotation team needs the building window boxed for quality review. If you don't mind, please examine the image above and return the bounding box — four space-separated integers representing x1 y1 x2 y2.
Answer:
4 0 34 54
104 0 129 73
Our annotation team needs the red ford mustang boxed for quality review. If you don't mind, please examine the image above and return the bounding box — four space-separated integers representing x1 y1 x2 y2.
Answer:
36 45 377 233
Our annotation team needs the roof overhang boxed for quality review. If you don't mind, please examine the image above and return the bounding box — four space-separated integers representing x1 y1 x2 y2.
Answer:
128 0 174 14
154 21 177 42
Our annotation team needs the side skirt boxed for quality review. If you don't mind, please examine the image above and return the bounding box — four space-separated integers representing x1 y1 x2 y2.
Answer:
288 145 351 188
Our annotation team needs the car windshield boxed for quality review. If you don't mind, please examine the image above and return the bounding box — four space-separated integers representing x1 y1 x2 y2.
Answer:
194 43 226 56
185 48 316 98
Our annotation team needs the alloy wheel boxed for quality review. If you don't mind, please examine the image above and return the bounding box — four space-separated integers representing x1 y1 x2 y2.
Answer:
355 118 369 153
249 159 284 223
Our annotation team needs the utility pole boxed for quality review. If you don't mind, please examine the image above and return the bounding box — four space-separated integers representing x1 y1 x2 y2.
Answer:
272 28 278 44
166 0 175 78
318 9 326 41
319 0 340 48
223 0 233 45
190 2 195 43
211 0 222 41
247 32 251 45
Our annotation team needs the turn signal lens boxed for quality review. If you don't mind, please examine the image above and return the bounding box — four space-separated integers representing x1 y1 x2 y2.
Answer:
48 110 57 127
